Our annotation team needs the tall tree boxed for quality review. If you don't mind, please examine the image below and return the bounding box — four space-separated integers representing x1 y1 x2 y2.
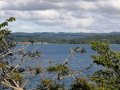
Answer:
0 18 42 90
90 41 120 90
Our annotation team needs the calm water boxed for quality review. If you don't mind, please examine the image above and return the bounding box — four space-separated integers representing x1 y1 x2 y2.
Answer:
16 44 120 89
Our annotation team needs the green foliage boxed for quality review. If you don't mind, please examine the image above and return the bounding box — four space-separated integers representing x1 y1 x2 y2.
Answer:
8 72 22 81
34 67 42 74
47 64 68 72
0 62 6 69
0 17 15 29
37 79 64 90
71 78 92 90
28 50 42 58
42 79 52 87
10 32 120 44
0 17 16 54
90 41 120 90
0 18 42 90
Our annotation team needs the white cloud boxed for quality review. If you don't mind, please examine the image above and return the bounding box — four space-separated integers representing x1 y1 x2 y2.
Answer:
0 0 120 33
0 10 60 20
76 1 97 10
64 17 94 28
0 1 8 9
97 0 120 9
108 0 120 10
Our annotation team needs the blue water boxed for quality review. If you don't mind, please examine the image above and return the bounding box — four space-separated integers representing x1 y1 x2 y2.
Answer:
16 44 120 89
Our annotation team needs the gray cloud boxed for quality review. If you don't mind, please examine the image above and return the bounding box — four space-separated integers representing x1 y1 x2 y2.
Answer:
0 0 96 11
0 0 120 33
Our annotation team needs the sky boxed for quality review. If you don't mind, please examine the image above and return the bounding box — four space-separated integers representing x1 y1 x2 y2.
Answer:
0 0 120 33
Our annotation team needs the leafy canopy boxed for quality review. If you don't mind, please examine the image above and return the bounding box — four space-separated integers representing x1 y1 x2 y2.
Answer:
90 41 120 90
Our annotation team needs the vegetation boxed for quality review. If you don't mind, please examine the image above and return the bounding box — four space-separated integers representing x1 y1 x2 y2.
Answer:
0 18 42 90
69 34 120 44
10 32 120 44
90 41 120 90
71 78 92 90
1 17 120 90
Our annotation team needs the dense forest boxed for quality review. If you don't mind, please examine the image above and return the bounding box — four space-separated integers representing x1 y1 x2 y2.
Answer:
10 32 120 44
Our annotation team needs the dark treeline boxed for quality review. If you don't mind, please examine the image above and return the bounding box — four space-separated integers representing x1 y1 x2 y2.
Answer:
69 34 120 44
10 32 120 44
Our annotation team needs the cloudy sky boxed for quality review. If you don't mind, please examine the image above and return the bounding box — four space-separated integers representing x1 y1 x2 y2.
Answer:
0 0 120 33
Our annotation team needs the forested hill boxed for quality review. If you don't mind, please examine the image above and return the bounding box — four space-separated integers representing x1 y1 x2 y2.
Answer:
9 32 120 44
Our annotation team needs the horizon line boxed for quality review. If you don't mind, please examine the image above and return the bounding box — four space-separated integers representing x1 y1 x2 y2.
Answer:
11 31 120 34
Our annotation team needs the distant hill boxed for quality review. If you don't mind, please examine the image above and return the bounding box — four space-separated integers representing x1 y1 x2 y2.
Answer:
9 32 120 44
11 32 97 38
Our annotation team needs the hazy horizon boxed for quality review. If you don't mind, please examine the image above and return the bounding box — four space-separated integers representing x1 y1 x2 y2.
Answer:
12 31 120 34
0 0 120 33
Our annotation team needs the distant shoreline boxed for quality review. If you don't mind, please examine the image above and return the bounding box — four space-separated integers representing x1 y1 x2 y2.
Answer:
11 32 120 44
16 42 49 44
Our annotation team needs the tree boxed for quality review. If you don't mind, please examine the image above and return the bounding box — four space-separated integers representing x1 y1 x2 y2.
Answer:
0 18 42 90
0 17 93 90
71 77 92 90
90 41 120 90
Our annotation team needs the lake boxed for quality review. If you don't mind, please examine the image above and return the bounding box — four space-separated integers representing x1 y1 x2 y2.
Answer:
16 44 120 89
